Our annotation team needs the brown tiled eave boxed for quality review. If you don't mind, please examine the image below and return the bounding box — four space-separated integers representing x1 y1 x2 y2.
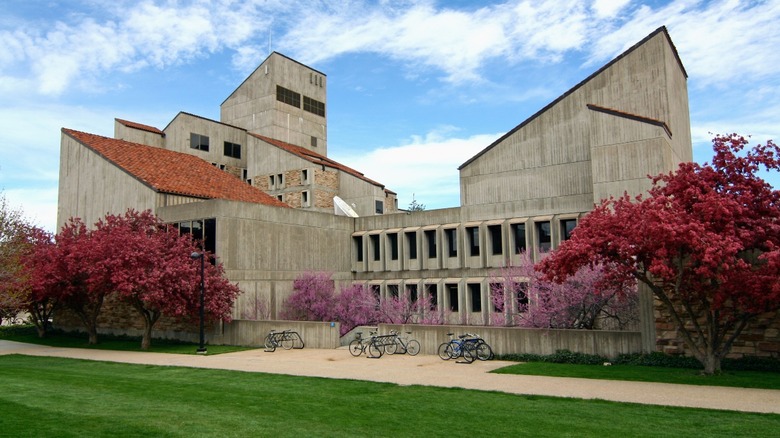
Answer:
249 133 387 189
62 128 290 208
115 118 165 136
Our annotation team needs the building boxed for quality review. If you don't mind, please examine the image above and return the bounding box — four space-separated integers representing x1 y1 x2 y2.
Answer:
58 27 692 352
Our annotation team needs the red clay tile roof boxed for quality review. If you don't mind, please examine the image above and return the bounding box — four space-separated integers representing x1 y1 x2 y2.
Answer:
249 133 389 190
63 128 290 208
115 118 165 136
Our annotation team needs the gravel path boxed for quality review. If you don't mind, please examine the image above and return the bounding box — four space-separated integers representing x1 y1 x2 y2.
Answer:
2 340 779 414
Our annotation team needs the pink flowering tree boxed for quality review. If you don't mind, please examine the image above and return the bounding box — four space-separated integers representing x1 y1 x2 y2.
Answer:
488 252 638 329
332 283 380 335
280 271 335 321
95 210 240 350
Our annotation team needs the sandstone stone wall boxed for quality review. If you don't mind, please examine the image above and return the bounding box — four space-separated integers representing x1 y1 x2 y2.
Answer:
655 302 780 358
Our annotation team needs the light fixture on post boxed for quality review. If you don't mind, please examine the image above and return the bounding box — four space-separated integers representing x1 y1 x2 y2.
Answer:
190 251 207 354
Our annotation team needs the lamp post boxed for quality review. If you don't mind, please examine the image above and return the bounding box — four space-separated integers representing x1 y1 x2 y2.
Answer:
190 251 207 354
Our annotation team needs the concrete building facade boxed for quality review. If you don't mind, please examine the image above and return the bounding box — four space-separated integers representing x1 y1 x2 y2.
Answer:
58 27 696 352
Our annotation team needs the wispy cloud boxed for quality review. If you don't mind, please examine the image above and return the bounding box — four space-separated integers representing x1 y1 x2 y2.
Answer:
330 128 502 209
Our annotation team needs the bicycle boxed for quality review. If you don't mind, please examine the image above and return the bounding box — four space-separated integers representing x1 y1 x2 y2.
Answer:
264 329 304 352
437 333 477 363
348 330 384 358
463 333 493 361
384 330 421 356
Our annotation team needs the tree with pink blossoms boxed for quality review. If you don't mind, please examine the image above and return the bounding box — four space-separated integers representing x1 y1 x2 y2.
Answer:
488 253 638 329
332 283 380 335
280 271 335 321
95 210 240 350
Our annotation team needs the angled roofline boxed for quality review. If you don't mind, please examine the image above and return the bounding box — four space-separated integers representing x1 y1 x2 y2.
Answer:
62 128 290 208
221 51 326 106
115 118 166 136
458 26 685 170
161 111 248 133
249 133 387 189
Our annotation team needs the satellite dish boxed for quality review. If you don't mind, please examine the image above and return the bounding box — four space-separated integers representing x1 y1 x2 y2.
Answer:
334 196 359 217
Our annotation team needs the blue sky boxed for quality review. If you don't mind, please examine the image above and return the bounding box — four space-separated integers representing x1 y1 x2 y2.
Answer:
1 0 779 232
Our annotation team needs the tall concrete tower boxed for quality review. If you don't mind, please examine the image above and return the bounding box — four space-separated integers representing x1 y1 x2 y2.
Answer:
221 52 327 155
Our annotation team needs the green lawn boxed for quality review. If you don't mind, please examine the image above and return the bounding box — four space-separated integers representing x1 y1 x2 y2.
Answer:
0 325 252 355
0 355 778 437
492 362 780 390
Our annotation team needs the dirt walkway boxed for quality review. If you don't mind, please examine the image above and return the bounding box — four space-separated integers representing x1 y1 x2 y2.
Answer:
2 340 779 414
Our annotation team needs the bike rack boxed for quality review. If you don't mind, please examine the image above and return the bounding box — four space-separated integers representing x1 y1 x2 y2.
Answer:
264 329 305 352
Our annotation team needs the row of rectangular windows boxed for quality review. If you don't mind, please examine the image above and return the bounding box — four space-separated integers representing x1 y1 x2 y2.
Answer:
354 219 577 263
365 281 528 314
276 85 326 117
190 133 242 159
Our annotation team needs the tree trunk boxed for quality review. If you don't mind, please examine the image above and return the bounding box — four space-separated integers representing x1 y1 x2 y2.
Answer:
141 322 153 351
700 353 721 375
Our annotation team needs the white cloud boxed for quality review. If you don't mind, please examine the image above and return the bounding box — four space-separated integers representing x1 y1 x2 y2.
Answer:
2 187 59 233
331 129 503 209
591 0 631 18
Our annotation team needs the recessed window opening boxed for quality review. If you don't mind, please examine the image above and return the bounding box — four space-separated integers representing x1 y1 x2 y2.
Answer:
375 200 384 214
276 85 300 108
469 284 482 312
467 226 479 256
447 284 459 312
408 285 418 303
511 223 526 254
302 191 309 207
387 233 399 260
561 219 577 241
426 284 438 308
406 232 417 260
388 284 399 298
445 228 457 258
353 236 363 262
190 133 209 151
370 234 380 261
536 221 552 253
302 169 309 184
223 141 241 159
425 229 436 258
489 224 502 255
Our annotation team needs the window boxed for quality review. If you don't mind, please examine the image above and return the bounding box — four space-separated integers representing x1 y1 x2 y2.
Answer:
311 136 318 148
425 229 437 258
426 284 438 308
301 169 309 184
276 195 283 202
469 284 482 312
387 233 398 260
375 200 384 214
370 234 380 261
269 175 275 187
408 285 418 303
277 174 284 188
561 219 577 241
303 96 325 117
467 226 480 256
242 169 248 180
447 284 459 312
276 85 300 108
406 232 417 260
517 282 529 311
536 221 551 252
353 236 363 262
190 133 209 151
388 284 399 298
511 223 526 254
488 224 502 255
176 218 216 257
302 191 309 207
223 141 241 159
445 228 457 257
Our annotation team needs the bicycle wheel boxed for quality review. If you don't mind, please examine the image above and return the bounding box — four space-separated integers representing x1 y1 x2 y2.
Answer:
349 339 364 357
461 344 476 363
384 340 399 355
445 343 459 360
476 341 493 361
368 341 384 358
437 342 451 360
405 340 421 356
281 337 294 350
264 335 276 352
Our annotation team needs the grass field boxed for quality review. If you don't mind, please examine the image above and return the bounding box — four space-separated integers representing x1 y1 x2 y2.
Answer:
493 362 780 389
1 355 779 437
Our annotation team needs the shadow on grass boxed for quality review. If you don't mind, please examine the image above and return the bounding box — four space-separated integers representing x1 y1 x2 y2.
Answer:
0 324 255 355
